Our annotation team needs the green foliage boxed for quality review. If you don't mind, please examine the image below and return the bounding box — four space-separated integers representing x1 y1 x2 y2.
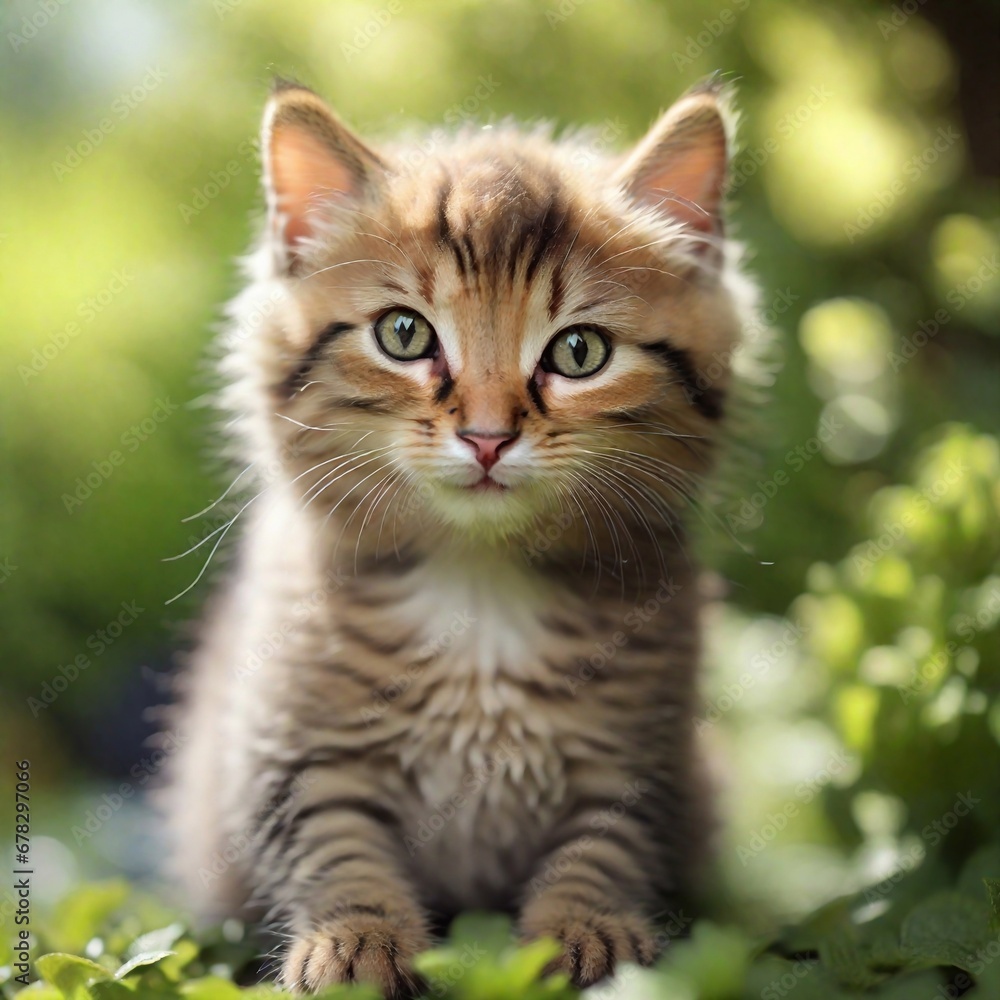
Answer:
3 877 1000 999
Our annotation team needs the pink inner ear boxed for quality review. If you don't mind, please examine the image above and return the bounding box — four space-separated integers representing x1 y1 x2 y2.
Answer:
640 136 726 235
271 125 356 246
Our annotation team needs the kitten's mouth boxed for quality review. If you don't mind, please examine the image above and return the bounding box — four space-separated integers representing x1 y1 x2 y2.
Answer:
469 475 507 492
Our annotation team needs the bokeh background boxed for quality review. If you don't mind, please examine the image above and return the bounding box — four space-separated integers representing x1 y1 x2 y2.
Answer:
1 0 998 996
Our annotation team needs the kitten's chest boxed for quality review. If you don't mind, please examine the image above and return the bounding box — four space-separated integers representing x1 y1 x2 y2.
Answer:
372 557 575 820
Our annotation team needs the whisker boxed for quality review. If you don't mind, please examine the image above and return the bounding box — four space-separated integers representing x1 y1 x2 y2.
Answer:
376 470 415 560
274 413 357 432
346 467 401 575
321 460 400 538
301 258 401 280
300 444 396 507
181 463 254 523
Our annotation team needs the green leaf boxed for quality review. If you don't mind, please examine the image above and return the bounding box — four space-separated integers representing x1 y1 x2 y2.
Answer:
158 940 200 982
663 921 752 998
818 925 888 990
900 891 992 972
90 983 141 1000
957 843 1000 900
870 969 959 998
49 882 131 954
8 989 66 1000
125 924 186 959
114 951 176 979
179 976 245 999
504 937 564 990
36 953 113 999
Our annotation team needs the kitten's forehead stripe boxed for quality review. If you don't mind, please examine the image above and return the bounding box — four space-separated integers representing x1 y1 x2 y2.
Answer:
460 234 480 278
523 195 571 287
547 264 565 321
436 175 469 278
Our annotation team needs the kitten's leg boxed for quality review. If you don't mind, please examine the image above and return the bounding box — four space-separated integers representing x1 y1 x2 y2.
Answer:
262 796 430 998
517 814 661 988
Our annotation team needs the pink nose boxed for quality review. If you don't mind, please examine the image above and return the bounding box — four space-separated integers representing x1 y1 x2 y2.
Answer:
458 430 519 471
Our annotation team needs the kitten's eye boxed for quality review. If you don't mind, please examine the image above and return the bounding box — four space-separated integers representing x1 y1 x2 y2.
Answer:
373 309 437 361
541 325 611 378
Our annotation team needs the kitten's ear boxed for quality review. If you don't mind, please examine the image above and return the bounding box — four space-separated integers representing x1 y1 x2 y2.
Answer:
613 80 731 243
262 82 386 268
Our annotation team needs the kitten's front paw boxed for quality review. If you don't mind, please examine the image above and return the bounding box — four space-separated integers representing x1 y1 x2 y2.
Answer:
282 913 427 998
520 904 658 988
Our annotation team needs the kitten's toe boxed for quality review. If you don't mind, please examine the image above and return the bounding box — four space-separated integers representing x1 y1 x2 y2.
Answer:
282 914 427 998
520 905 658 988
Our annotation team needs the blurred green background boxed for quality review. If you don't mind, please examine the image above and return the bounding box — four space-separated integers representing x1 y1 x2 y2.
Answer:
1 0 998 996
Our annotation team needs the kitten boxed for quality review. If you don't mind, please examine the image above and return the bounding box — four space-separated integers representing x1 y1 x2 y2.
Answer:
165 78 753 998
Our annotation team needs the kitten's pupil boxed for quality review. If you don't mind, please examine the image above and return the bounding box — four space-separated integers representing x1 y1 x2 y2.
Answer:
395 315 415 350
567 332 588 369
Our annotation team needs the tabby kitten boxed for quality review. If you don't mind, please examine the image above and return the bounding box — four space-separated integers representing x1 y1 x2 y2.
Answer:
166 79 753 997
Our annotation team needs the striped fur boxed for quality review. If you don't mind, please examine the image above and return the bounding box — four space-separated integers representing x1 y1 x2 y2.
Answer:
164 79 757 997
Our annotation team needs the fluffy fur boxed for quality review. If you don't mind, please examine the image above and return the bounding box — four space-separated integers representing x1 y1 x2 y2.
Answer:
164 78 758 998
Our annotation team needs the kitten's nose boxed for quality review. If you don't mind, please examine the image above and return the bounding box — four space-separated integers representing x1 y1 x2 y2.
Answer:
457 430 519 471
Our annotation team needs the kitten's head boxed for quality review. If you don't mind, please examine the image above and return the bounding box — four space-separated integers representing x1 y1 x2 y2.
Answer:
227 80 751 574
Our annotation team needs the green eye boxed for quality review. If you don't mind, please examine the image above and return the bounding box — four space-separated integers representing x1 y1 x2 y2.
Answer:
374 309 437 361
542 325 611 378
